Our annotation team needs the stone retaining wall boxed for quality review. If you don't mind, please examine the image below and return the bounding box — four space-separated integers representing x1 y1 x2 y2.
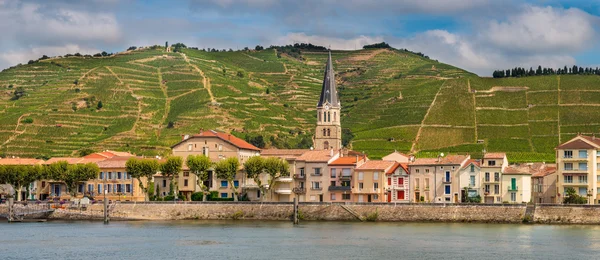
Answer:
534 205 600 224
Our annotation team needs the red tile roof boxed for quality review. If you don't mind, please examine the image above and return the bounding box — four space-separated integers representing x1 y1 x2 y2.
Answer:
329 156 361 166
83 150 134 159
261 149 310 159
43 157 106 165
0 158 44 165
580 135 600 146
532 166 557 178
483 153 506 159
385 162 409 175
556 138 596 150
171 130 260 151
461 159 480 169
96 156 136 169
357 160 395 171
411 155 470 166
296 150 336 162
503 165 532 175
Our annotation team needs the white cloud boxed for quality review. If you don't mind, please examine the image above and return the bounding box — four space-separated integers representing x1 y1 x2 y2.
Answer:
0 44 100 69
274 33 384 50
482 6 596 53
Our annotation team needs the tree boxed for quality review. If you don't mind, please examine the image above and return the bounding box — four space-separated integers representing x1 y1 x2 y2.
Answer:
12 86 25 100
101 51 108 57
263 157 290 200
243 156 265 200
63 163 99 197
160 157 183 197
186 155 212 201
214 157 240 201
126 158 159 201
563 187 587 204
78 148 95 157
1 165 42 201
255 45 264 51
127 46 137 51
97 100 103 110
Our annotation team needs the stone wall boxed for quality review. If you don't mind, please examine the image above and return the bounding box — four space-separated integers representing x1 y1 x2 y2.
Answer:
534 205 600 224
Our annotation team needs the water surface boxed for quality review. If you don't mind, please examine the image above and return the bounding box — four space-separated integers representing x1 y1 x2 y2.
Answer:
1 220 599 259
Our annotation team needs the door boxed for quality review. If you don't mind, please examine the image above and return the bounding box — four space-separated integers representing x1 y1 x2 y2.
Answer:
319 194 323 202
387 192 391 202
358 195 364 202
511 178 516 190
368 195 372 202
398 190 405 200
454 193 458 203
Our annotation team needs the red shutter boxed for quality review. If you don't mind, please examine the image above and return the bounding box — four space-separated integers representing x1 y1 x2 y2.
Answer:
398 177 404 185
387 192 391 202
387 178 391 185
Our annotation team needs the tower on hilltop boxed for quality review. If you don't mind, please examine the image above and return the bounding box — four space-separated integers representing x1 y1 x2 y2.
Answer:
314 51 342 150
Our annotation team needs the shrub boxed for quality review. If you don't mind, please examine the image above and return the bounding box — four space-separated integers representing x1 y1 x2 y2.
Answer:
522 215 532 223
231 210 244 220
97 100 103 110
21 118 33 124
167 121 175 128
365 210 378 222
237 71 244 78
191 192 204 201
75 88 81 93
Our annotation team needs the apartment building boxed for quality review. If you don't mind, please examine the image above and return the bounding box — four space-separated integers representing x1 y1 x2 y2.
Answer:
531 164 557 204
481 153 508 203
293 150 339 202
409 155 470 203
458 159 481 201
353 160 395 203
556 135 600 204
259 149 310 202
385 163 410 202
327 154 366 203
87 156 147 202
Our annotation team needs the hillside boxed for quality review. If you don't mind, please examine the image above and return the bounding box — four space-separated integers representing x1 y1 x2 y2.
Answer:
0 46 596 162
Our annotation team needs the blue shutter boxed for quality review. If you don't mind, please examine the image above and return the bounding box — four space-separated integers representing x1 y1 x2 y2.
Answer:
100 172 104 180
234 180 239 187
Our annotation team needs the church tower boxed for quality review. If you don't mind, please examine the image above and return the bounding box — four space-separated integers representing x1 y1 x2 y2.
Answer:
314 51 342 150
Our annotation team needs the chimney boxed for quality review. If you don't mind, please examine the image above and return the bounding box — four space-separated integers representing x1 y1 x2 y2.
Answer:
330 149 334 157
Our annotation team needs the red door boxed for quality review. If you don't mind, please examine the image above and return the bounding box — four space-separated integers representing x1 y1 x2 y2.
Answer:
387 192 391 202
398 190 405 200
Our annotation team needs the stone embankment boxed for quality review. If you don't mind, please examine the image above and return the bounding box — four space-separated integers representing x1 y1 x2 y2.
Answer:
6 202 600 224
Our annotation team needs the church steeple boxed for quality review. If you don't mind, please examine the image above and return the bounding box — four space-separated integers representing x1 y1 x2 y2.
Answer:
317 51 340 108
313 50 342 151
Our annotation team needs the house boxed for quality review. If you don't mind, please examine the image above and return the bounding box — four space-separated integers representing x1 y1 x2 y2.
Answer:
169 129 261 200
87 156 148 201
327 152 367 202
353 160 396 203
293 149 339 202
382 151 411 163
555 135 600 204
385 162 410 202
502 165 532 203
0 158 45 200
531 163 558 204
38 157 105 200
409 155 470 203
259 149 311 202
481 153 508 203
458 159 481 202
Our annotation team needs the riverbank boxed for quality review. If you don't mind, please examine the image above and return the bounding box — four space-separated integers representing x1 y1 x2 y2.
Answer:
5 202 600 224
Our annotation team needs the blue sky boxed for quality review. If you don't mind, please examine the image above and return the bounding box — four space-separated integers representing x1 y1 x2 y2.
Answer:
1 0 600 75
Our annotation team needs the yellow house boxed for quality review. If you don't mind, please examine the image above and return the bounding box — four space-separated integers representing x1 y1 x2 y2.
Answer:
555 135 599 204
502 165 532 203
353 160 395 203
481 153 508 203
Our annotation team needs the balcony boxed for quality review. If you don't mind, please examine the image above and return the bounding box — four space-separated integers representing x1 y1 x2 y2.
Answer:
508 186 518 192
293 174 306 180
414 186 420 191
310 187 322 191
328 185 351 191
310 172 322 177
442 177 452 183
340 174 352 180
424 186 430 191
562 156 588 161
275 188 292 195
292 187 306 194
277 177 293 183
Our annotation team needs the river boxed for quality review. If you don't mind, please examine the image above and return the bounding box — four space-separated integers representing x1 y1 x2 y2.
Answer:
1 220 600 259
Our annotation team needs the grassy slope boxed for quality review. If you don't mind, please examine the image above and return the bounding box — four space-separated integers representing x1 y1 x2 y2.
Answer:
0 46 597 163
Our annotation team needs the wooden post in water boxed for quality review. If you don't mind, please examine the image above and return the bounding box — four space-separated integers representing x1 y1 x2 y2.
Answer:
7 197 14 223
293 198 299 225
103 192 109 224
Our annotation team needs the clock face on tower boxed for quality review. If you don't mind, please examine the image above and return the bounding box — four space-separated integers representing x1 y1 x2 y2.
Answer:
324 105 329 110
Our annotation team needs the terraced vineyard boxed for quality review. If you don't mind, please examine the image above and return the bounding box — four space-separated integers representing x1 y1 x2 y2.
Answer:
1 46 599 163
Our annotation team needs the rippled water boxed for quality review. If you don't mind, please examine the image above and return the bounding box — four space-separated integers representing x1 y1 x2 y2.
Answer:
1 220 600 259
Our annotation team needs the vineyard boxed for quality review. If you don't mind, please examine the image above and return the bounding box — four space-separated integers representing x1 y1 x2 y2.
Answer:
1 46 600 163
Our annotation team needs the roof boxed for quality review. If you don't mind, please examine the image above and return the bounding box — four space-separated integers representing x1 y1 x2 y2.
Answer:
83 150 134 159
171 130 260 151
357 160 395 171
386 162 409 175
43 157 105 165
317 51 340 108
503 165 532 175
532 166 557 178
483 153 506 159
260 149 310 159
411 155 470 166
296 150 336 162
329 156 361 166
580 135 600 146
556 138 597 150
96 156 136 168
0 158 44 165
461 159 481 169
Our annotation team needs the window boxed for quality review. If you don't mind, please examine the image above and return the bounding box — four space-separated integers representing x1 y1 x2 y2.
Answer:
126 184 132 193
108 172 113 179
98 184 102 193
162 180 167 187
579 175 587 184
78 184 84 193
564 150 573 158
445 197 451 202
334 112 336 122
342 168 351 177
415 178 420 188
218 144 223 151
100 172 104 180
488 160 496 166
425 169 430 173
510 192 516 202
183 171 190 177
234 180 239 188
188 144 192 151
107 184 112 193
496 197 501 202
373 194 379 200
373 172 379 180
342 194 350 200
564 175 573 183
484 184 490 193
327 129 331 136
314 168 321 176
323 129 326 136
330 193 336 200
358 172 364 180
184 179 188 187
485 172 490 182
318 111 321 122
494 172 500 182
373 182 379 190
331 168 336 178
88 184 93 192
579 163 588 171
398 177 404 185
445 171 450 182
330 181 336 187
425 178 429 189
221 181 228 187
470 164 475 172
579 150 588 158
220 193 227 198
300 168 305 176
312 182 320 189
445 185 451 194
597 175 600 182
117 172 122 179
470 175 475 186
494 184 499 194
359 183 364 190
117 184 123 193
564 163 573 171
415 169 420 174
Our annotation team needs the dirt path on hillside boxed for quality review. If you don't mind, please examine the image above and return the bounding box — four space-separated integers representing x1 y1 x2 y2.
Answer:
475 107 528 111
180 52 216 104
72 67 98 89
106 66 142 134
157 68 170 126
1 113 30 147
411 81 445 153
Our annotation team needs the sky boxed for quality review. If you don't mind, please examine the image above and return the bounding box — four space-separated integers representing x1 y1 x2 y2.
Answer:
1 0 600 76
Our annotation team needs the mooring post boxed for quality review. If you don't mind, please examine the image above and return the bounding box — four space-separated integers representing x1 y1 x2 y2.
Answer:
103 193 109 224
293 198 299 225
7 197 14 223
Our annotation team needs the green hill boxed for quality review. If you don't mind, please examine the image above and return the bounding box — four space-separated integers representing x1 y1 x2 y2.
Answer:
0 45 595 163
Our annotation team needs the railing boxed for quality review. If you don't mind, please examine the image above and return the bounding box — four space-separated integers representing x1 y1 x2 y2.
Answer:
310 172 322 176
443 177 451 183
292 187 306 194
310 187 322 190
340 174 352 180
328 186 351 191
293 174 305 179
508 186 518 191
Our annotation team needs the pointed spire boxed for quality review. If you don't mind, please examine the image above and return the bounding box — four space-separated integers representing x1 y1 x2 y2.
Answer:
317 50 340 108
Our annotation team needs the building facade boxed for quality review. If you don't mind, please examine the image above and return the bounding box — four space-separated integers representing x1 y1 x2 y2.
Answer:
502 165 532 203
353 160 395 203
385 163 410 202
555 135 600 204
481 153 508 203
409 155 470 203
458 159 481 202
531 164 557 204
